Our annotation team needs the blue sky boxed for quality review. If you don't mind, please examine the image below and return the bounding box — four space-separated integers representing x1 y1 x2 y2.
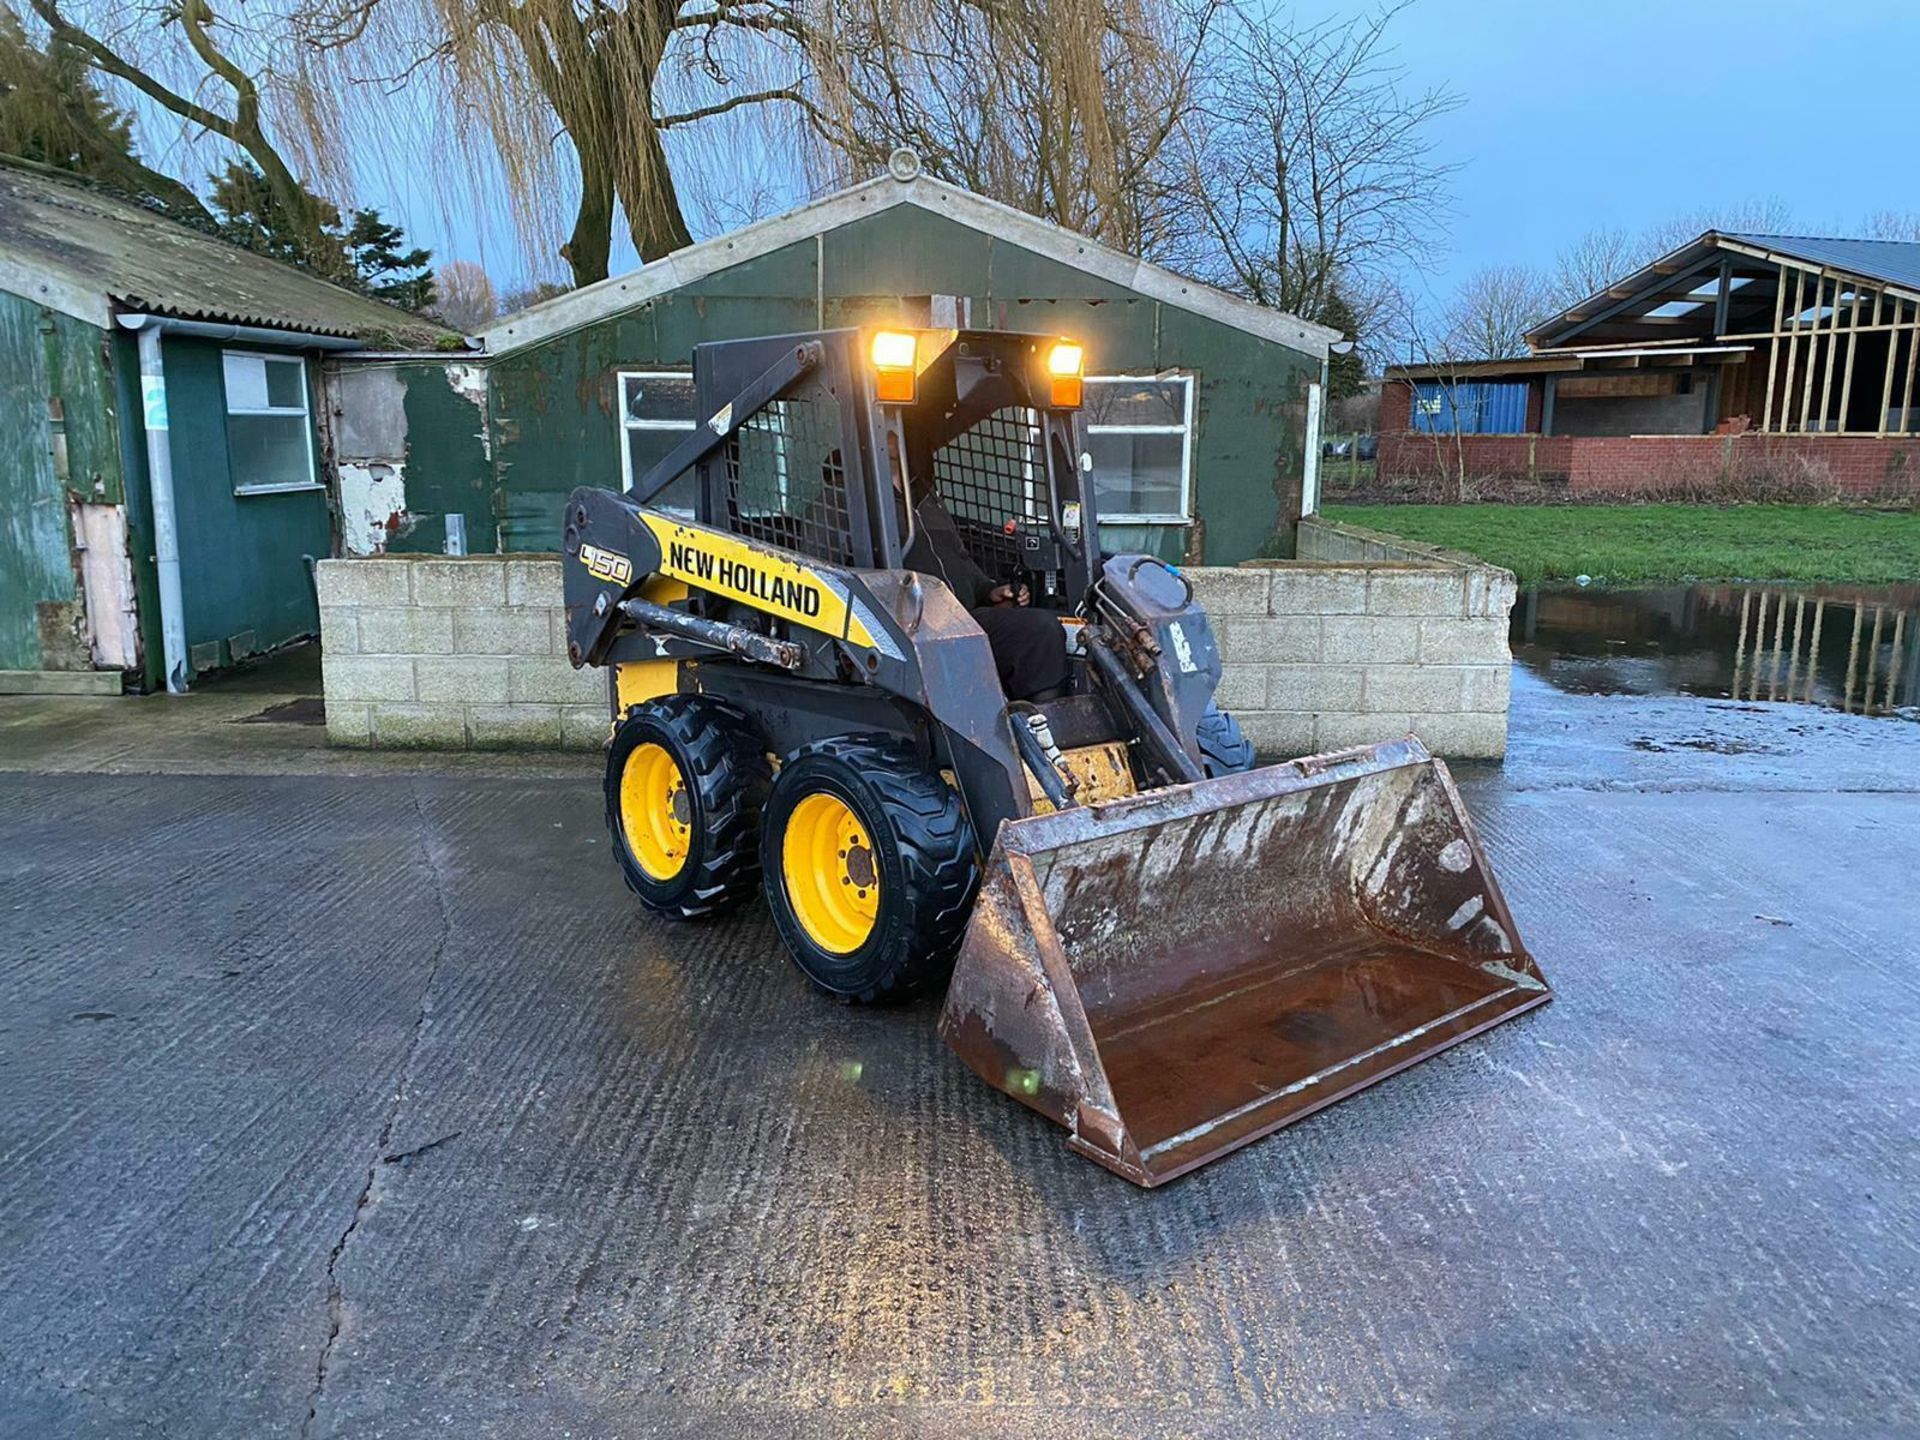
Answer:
1363 0 1920 302
221 0 1920 307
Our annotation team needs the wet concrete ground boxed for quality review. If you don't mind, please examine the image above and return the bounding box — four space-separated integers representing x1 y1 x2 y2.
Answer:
2 674 1918 1436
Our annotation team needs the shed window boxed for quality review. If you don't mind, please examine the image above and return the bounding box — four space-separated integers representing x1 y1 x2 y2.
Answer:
1084 375 1193 524
222 351 317 495
619 370 698 513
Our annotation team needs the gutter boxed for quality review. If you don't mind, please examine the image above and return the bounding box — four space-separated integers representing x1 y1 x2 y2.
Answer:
114 312 363 693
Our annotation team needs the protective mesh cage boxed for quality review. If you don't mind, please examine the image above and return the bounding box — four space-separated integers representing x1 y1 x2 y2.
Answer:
722 381 854 564
932 408 1044 580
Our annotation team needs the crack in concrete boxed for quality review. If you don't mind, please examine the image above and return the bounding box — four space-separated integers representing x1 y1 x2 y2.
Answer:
301 785 456 1440
384 1130 462 1166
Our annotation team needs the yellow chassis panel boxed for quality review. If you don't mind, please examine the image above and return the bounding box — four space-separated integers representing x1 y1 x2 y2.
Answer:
1025 741 1137 814
610 577 689 723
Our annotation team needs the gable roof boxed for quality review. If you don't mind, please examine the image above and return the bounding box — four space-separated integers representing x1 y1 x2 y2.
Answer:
0 157 452 348
1530 229 1920 349
480 170 1339 359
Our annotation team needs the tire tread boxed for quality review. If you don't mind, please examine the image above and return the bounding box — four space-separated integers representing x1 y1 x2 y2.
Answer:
606 694 771 919
768 735 978 1004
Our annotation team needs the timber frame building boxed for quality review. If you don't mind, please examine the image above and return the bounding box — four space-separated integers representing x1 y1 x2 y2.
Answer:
1378 232 1920 496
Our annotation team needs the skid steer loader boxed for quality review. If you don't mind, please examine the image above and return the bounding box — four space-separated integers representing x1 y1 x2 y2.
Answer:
561 326 1550 1186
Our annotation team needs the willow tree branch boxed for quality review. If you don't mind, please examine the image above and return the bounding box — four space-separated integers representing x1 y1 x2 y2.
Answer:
27 0 233 136
654 83 812 129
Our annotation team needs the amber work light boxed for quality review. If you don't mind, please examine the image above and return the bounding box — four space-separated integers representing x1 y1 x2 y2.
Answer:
1046 341 1084 408
870 329 918 403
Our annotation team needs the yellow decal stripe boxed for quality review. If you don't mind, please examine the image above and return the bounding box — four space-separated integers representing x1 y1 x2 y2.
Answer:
639 514 877 648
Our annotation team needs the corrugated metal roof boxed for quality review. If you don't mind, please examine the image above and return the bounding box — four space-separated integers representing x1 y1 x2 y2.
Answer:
1728 233 1920 292
0 159 451 347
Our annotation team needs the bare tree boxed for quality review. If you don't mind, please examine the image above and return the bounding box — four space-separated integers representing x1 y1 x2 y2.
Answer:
1550 225 1637 310
1383 285 1477 500
1860 210 1920 242
288 0 1229 287
1640 196 1796 256
1444 263 1553 361
290 0 836 286
802 0 1219 255
0 9 210 218
1164 2 1459 327
496 278 569 313
431 258 498 330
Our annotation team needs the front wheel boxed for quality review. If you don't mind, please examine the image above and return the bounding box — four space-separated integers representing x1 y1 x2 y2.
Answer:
606 694 771 919
1196 700 1256 777
760 737 978 1004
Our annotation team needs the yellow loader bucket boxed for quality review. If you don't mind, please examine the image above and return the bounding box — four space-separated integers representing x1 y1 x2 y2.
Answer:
938 737 1550 1186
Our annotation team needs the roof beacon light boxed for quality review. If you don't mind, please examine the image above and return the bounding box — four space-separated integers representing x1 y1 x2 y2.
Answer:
871 329 918 402
1046 341 1084 408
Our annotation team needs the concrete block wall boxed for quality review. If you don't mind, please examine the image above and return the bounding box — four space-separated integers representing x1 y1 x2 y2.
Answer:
316 556 608 749
316 528 1516 758
1189 545 1515 760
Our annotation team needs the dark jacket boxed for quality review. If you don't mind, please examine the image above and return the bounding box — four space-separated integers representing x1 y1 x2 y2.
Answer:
902 495 996 607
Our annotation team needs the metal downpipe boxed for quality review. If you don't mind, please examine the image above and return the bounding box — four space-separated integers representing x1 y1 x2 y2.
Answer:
130 322 189 694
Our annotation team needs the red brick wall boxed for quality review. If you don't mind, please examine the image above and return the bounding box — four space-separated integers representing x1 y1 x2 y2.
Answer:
1379 380 1413 434
1378 430 1918 498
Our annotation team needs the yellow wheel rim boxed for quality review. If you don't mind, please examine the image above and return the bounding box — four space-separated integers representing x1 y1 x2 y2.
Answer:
782 792 880 955
620 742 692 881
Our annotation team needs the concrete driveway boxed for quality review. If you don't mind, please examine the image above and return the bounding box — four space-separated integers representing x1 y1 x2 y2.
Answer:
2 673 1917 1437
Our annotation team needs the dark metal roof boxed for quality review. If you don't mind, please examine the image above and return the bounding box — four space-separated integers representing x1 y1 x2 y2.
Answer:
1727 233 1920 293
0 159 451 347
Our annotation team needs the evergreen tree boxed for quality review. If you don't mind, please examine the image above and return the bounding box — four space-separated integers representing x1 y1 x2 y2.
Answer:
343 209 434 311
209 160 435 312
1315 288 1367 401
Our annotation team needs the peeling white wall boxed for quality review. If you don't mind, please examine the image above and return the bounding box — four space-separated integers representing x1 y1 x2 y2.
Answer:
445 363 492 460
338 461 411 557
69 501 139 669
330 366 412 556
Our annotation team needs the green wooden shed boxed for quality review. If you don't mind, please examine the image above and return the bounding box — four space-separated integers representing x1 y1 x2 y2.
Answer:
0 159 447 693
334 165 1338 568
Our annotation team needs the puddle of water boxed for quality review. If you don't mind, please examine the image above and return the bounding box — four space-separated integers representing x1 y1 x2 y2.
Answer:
1512 583 1920 719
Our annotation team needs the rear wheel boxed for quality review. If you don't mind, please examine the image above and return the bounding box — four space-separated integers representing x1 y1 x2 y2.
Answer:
606 695 771 918
1196 700 1256 776
761 737 978 1003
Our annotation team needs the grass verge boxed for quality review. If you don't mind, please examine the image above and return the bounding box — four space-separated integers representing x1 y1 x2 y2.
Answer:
1320 503 1920 586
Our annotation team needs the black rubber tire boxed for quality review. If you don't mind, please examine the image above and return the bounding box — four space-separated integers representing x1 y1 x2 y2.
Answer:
1196 700 1256 777
760 737 979 1004
605 694 772 919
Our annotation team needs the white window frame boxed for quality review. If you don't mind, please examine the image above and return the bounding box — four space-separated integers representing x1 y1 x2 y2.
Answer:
1084 373 1195 525
222 349 320 496
618 369 697 501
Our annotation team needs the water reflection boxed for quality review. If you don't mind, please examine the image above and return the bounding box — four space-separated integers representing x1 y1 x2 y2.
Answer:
1512 583 1919 718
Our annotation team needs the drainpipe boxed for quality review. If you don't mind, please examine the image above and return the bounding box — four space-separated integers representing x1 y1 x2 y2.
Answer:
115 314 362 694
127 321 189 694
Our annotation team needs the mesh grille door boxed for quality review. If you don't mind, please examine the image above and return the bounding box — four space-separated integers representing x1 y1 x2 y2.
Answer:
722 379 855 565
931 408 1044 579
